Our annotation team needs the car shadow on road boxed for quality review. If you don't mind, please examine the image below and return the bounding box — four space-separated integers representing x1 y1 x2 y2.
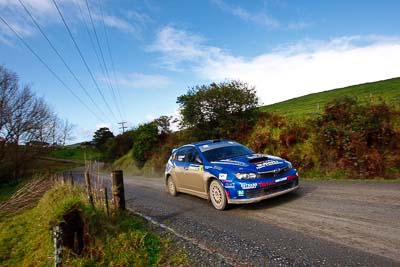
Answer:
229 183 318 211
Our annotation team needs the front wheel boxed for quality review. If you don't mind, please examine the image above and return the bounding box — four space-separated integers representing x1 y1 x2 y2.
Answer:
167 177 177 196
209 180 227 210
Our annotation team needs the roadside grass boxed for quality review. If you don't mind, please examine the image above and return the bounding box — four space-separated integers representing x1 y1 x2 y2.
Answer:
47 146 101 162
113 150 143 176
259 77 400 119
113 149 163 178
301 169 400 182
0 184 187 266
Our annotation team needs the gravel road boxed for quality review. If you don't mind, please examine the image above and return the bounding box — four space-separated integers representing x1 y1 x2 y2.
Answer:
74 170 400 266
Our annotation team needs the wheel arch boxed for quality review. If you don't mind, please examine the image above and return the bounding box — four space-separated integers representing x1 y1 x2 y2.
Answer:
205 175 222 199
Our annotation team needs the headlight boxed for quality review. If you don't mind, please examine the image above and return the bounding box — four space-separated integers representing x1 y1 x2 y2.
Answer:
234 172 257 180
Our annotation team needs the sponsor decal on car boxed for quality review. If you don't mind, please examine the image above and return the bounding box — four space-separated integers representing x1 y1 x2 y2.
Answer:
224 183 235 189
259 181 275 187
275 177 287 183
188 165 200 171
219 173 227 180
237 190 244 196
255 160 280 169
240 183 257 189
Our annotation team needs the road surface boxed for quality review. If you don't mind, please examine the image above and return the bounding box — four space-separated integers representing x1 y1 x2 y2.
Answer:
74 170 400 266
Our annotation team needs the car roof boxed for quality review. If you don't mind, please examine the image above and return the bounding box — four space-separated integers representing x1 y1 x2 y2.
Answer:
171 140 241 154
191 139 232 147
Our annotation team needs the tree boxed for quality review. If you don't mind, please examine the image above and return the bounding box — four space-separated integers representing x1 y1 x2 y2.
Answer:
58 119 75 146
0 65 59 180
177 80 259 141
131 122 159 168
92 127 114 151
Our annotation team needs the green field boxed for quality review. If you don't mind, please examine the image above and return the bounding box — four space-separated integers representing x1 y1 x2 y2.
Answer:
47 146 101 162
259 77 400 118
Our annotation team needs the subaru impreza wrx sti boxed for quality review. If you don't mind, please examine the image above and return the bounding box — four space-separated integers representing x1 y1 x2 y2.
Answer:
165 140 299 210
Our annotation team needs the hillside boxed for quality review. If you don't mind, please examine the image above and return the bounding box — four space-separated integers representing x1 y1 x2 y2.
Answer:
259 77 400 118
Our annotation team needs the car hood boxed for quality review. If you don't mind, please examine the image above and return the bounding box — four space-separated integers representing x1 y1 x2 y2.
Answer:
211 154 288 173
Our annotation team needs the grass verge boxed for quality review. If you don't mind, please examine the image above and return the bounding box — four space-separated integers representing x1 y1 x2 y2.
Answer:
0 184 187 266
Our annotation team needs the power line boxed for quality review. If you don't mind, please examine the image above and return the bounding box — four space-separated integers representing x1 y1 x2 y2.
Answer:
74 0 109 95
51 0 118 122
17 0 112 122
0 15 103 121
84 0 123 121
97 0 127 119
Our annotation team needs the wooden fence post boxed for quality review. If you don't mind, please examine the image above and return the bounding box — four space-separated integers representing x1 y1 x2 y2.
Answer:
104 187 109 216
84 171 94 208
52 225 63 267
70 171 74 187
111 170 125 210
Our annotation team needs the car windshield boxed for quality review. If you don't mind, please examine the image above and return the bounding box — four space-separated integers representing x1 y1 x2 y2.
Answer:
202 145 253 161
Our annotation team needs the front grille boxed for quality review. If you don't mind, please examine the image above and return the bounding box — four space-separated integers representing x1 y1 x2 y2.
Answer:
257 166 291 178
245 179 298 199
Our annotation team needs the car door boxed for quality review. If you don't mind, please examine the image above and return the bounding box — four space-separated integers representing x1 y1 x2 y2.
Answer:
172 147 190 189
181 147 205 192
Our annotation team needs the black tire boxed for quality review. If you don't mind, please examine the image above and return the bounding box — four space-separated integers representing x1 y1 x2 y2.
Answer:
209 180 227 210
167 176 177 196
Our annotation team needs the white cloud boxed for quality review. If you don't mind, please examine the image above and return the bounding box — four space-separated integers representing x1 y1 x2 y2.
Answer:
95 122 113 131
212 0 279 29
148 26 228 70
287 21 312 30
211 0 310 31
150 26 400 105
109 72 171 90
91 12 139 35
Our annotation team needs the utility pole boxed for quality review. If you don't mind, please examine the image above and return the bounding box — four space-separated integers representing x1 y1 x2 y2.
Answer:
118 121 127 133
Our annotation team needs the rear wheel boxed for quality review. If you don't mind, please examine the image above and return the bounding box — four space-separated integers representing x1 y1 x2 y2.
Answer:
209 180 227 210
167 177 177 196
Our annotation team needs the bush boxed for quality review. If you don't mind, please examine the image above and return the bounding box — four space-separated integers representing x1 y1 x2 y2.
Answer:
314 97 399 177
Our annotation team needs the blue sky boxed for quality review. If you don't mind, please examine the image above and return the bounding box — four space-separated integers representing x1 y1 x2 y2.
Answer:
1 0 400 142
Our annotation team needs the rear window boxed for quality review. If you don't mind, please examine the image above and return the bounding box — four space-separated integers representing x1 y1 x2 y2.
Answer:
202 145 253 162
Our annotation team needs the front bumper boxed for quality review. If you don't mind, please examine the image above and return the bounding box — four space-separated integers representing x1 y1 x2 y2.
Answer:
227 183 299 204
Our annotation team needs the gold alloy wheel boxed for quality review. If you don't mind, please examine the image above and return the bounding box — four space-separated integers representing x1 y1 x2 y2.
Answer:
210 180 227 210
167 177 177 196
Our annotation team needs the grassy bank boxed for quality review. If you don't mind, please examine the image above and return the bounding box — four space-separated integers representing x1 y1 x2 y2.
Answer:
47 146 101 162
113 149 164 178
259 77 400 119
0 184 187 266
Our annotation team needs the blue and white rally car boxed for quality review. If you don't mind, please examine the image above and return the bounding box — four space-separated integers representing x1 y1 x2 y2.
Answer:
165 140 299 210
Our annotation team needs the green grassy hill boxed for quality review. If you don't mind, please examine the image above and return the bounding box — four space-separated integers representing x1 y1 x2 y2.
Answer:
47 146 101 162
259 77 400 118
